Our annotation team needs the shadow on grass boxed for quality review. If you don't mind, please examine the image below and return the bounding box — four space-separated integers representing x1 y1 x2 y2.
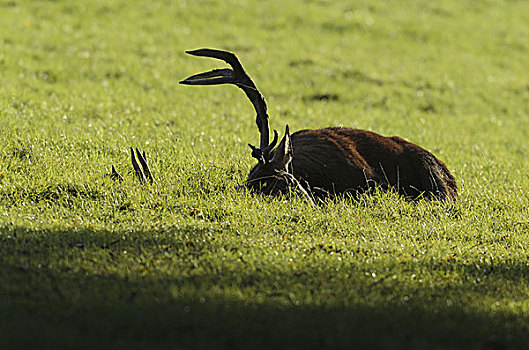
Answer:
0 227 527 350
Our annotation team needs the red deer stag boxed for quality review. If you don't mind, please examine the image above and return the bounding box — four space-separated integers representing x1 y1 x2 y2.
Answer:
180 49 457 203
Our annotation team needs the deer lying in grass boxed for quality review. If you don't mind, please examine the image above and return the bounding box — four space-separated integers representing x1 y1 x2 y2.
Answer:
180 49 457 204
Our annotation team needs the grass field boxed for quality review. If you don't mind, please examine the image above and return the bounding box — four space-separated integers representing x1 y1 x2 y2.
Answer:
2 0 529 348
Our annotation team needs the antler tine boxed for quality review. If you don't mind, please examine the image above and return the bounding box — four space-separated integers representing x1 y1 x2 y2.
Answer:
181 48 271 151
110 164 124 182
262 130 279 159
185 49 245 73
248 143 265 164
135 148 155 184
131 147 146 183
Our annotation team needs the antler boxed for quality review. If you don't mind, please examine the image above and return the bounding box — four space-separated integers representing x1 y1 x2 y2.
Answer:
131 147 154 184
109 148 155 184
180 48 277 162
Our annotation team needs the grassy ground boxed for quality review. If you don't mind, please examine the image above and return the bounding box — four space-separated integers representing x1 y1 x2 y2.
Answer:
2 0 529 348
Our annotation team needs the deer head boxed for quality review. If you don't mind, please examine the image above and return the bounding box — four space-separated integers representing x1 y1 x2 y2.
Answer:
180 49 312 202
245 124 294 195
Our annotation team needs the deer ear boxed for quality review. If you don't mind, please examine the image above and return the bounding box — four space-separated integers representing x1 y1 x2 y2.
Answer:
270 125 292 169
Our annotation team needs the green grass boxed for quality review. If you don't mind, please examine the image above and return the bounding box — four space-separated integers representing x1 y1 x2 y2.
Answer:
2 0 529 348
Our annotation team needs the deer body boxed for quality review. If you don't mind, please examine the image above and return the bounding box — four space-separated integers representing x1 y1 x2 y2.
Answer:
181 49 457 203
259 127 457 200
245 127 456 201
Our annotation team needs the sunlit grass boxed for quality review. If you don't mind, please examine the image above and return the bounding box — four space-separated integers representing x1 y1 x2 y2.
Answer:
2 0 529 348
